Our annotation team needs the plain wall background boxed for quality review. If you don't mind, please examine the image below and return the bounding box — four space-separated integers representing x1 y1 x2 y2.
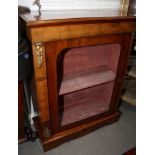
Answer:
18 0 121 11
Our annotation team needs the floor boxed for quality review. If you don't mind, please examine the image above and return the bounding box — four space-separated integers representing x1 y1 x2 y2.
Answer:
18 102 136 155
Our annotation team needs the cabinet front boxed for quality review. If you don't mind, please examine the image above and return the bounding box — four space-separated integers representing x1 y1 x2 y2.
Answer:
45 34 131 131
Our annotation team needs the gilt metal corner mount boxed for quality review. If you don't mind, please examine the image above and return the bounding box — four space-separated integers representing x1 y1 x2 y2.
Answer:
34 42 44 68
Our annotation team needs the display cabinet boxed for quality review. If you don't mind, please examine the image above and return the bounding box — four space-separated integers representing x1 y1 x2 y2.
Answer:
20 10 135 151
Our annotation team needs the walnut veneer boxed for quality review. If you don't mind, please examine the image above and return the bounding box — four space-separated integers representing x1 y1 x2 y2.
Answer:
20 9 136 151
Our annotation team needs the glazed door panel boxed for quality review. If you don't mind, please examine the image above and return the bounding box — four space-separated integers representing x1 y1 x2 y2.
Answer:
45 34 132 132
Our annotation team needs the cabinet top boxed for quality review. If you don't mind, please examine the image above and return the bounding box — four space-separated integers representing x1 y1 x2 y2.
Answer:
20 9 136 27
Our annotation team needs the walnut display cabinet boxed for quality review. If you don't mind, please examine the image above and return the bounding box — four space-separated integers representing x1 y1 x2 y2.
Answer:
20 10 136 151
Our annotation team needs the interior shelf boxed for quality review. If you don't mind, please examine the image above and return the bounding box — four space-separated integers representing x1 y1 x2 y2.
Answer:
57 43 121 126
59 81 114 126
61 98 109 126
59 65 116 95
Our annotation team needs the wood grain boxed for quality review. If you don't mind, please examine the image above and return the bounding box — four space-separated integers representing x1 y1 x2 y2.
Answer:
59 66 116 95
30 21 135 42
43 111 121 151
45 33 131 131
31 43 50 125
20 10 136 151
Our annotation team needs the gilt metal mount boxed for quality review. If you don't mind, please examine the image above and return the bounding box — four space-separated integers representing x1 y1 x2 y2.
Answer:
43 127 51 138
34 42 44 68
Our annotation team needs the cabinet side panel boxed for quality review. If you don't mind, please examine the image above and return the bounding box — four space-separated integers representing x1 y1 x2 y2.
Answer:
32 44 50 124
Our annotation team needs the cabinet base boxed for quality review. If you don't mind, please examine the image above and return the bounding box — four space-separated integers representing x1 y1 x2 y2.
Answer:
36 111 121 152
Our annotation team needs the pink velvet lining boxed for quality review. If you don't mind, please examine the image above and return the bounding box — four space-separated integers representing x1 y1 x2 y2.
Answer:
57 43 121 126
63 43 121 75
60 81 115 126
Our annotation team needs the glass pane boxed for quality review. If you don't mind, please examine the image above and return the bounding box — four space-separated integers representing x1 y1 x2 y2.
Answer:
57 43 121 126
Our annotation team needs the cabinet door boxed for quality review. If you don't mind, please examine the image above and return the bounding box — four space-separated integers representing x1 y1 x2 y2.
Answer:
45 34 132 131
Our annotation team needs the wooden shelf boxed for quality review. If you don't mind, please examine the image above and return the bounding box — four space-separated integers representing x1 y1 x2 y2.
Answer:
59 66 116 95
127 55 136 78
122 53 136 105
122 79 136 105
127 65 136 78
61 98 109 126
122 90 136 105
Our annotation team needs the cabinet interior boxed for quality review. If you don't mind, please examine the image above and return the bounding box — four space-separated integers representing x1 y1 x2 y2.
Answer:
57 43 121 126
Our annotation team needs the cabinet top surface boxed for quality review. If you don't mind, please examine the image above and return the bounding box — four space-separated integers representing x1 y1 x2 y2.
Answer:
20 9 136 27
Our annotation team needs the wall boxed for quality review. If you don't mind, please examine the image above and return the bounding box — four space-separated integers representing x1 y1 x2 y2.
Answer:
18 0 121 11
